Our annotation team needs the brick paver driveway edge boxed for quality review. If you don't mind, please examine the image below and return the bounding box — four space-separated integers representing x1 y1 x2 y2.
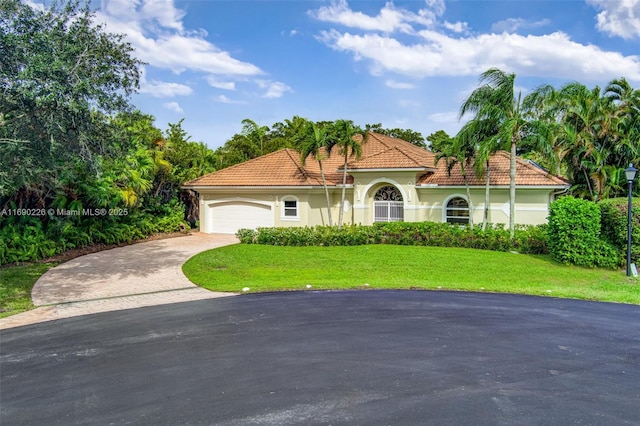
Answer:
0 233 239 330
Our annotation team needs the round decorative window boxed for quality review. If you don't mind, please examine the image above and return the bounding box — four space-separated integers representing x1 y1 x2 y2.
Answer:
374 186 403 201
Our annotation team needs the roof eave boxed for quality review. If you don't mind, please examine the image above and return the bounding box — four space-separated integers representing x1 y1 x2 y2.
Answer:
346 167 432 173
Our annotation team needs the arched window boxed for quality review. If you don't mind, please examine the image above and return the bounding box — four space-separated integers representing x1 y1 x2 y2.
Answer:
374 186 404 222
445 197 469 224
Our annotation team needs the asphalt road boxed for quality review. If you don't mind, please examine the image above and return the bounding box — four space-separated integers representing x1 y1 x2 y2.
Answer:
1 290 639 425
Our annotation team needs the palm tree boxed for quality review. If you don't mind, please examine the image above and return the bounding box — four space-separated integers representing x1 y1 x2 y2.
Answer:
300 122 334 227
241 118 269 157
331 119 365 228
456 119 500 230
460 68 530 238
433 133 475 229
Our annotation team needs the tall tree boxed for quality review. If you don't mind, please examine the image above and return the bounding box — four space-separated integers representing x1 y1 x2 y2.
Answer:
331 120 365 228
240 118 269 157
460 68 530 238
0 0 142 206
299 122 334 226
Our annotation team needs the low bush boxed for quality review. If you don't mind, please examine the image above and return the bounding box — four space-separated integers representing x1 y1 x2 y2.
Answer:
599 197 640 266
236 222 548 255
547 196 621 268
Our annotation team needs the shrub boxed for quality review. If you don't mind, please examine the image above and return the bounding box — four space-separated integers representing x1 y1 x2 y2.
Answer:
238 222 548 255
547 196 620 268
599 197 640 267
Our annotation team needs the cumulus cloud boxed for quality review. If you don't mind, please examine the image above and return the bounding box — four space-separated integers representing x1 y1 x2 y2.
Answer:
588 0 640 39
311 1 640 83
309 0 442 34
97 0 263 76
256 80 293 98
163 102 183 113
317 28 640 82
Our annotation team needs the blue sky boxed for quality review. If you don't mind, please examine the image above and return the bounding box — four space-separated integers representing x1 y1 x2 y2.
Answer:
86 1 640 148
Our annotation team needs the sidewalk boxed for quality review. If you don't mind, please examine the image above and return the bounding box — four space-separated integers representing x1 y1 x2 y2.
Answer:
0 233 239 330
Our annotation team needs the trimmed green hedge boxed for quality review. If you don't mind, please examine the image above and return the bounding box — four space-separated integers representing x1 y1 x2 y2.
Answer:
547 197 620 269
599 197 640 267
237 222 548 255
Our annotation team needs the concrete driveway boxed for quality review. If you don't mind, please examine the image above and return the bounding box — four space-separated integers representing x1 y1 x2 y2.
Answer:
0 233 239 330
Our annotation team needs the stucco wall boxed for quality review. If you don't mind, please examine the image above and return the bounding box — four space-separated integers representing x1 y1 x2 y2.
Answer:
196 183 557 233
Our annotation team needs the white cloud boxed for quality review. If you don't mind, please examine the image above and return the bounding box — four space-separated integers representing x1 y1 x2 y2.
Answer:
163 102 183 113
215 95 244 104
385 79 416 89
309 0 441 34
317 29 640 82
256 80 293 98
97 0 263 76
588 0 640 40
206 77 236 91
138 69 193 97
443 21 470 34
140 80 192 97
491 18 550 33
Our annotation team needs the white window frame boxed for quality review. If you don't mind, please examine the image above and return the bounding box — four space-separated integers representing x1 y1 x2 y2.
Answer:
444 195 470 225
373 185 404 223
281 196 300 221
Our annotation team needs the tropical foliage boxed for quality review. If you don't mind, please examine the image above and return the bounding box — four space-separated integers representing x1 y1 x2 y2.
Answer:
0 1 216 265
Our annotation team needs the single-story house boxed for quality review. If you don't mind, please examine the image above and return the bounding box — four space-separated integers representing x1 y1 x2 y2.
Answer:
184 132 569 234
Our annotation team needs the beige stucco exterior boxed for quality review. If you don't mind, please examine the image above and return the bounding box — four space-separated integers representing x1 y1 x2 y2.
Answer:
195 178 561 233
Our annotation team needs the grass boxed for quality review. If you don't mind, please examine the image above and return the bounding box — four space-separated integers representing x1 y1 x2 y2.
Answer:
183 244 640 304
0 263 57 318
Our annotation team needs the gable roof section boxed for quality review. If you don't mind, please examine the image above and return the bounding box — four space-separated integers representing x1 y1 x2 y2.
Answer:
419 151 568 186
346 133 436 170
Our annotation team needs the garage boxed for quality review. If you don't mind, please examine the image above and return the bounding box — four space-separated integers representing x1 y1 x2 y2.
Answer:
205 201 273 234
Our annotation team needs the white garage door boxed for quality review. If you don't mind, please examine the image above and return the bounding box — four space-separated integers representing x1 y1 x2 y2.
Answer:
207 202 273 234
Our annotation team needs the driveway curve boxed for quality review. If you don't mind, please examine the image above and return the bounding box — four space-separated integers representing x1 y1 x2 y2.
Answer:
0 233 238 330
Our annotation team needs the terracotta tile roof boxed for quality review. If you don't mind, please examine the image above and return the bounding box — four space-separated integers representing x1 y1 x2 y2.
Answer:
419 151 568 186
185 133 568 188
347 133 436 170
185 149 324 187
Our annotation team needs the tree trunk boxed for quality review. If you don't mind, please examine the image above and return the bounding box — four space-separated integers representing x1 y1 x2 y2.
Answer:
510 141 516 239
463 171 474 229
483 160 490 231
319 160 333 227
338 150 347 228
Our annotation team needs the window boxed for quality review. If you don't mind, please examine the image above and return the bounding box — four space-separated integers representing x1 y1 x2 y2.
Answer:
445 197 469 224
282 198 299 220
374 186 404 222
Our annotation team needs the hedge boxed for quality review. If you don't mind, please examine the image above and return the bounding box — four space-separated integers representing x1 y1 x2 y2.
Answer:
547 196 620 269
599 197 640 267
236 222 549 255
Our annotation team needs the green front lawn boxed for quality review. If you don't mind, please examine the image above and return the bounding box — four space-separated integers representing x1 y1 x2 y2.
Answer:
0 263 56 318
183 244 640 304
